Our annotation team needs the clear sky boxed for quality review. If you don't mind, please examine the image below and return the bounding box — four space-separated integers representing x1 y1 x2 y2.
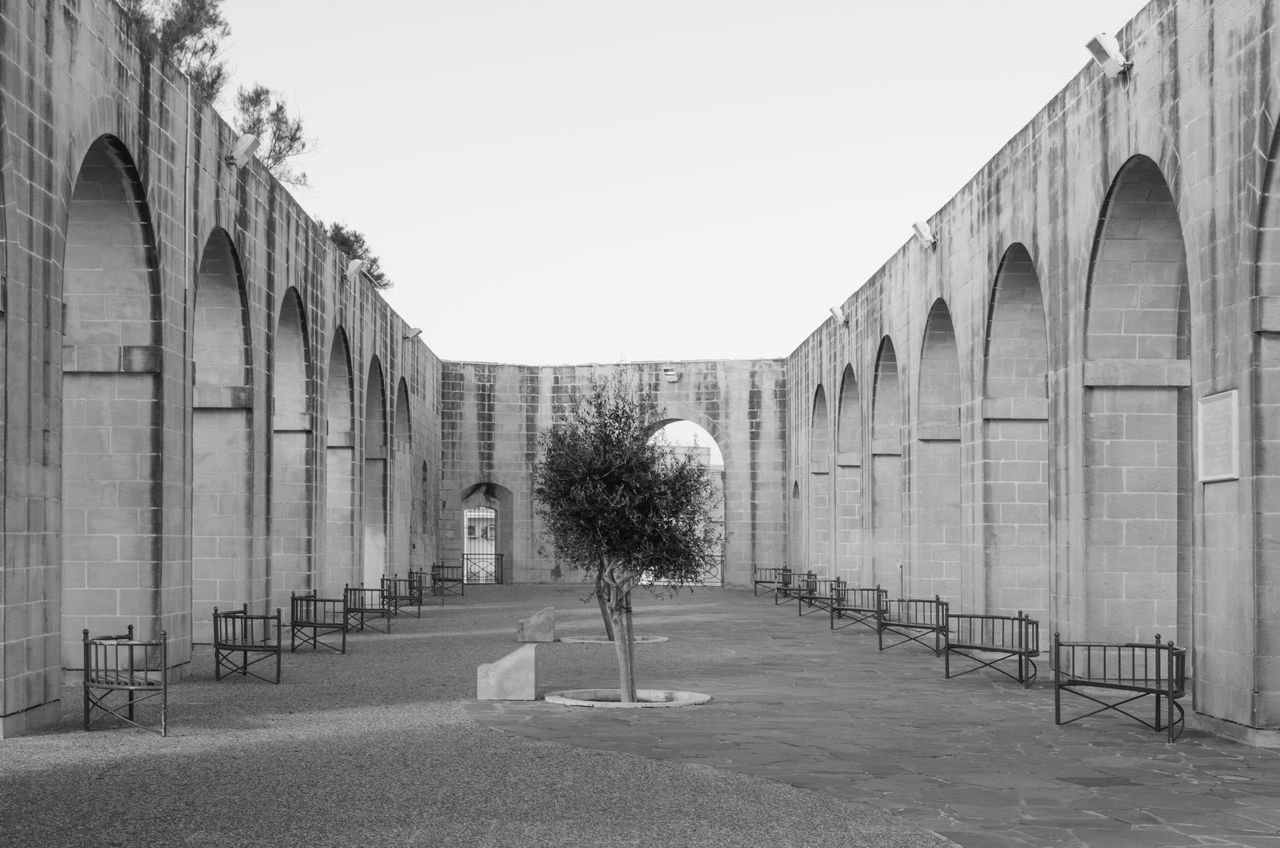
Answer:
216 0 1150 366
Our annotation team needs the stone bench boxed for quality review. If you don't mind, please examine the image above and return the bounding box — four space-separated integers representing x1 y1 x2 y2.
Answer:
477 644 542 700
1053 634 1187 742
945 612 1040 687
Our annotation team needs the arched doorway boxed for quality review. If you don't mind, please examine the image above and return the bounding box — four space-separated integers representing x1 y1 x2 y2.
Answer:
650 419 725 585
460 482 513 583
60 136 162 668
192 229 254 641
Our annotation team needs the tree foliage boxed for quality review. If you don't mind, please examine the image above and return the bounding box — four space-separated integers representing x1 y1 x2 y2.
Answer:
234 84 310 186
533 377 721 701
326 223 393 289
121 0 229 101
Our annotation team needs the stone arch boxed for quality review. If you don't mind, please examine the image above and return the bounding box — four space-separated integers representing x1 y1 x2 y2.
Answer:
323 329 357 593
460 481 514 584
191 228 255 641
871 336 904 591
651 418 726 585
982 243 1049 618
363 357 388 585
60 135 162 668
808 385 831 575
270 288 312 607
1081 154 1191 643
834 365 863 583
914 299 962 601
390 378 413 576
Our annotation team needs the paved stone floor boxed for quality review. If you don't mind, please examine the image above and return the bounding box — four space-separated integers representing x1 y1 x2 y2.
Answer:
469 586 1280 848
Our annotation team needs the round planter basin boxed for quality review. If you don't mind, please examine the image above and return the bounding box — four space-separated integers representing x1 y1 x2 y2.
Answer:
544 688 711 708
559 635 669 644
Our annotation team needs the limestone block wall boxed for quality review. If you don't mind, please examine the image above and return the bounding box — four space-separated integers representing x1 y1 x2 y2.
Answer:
0 0 441 736
440 360 787 587
785 0 1280 740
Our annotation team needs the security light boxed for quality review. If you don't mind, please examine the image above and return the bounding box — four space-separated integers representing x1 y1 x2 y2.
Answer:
225 134 260 168
403 328 423 341
1086 32 1131 79
829 306 848 326
661 367 680 383
912 221 937 249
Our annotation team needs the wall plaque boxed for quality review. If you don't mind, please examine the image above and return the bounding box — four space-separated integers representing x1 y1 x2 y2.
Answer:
1197 390 1239 483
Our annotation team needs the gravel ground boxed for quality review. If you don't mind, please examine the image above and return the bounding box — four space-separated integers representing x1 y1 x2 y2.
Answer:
0 585 953 848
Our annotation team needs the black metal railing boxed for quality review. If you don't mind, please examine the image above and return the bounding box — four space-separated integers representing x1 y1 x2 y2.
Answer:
463 553 503 584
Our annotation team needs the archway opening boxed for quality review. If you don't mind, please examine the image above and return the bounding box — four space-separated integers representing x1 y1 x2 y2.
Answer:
363 359 388 586
649 419 725 585
460 482 513 583
391 379 413 577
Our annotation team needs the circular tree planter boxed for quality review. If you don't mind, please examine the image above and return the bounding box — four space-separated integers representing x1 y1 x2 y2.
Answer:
544 689 711 708
559 635 670 645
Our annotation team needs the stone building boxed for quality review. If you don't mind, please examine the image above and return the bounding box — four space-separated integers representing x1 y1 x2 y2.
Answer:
0 0 1277 746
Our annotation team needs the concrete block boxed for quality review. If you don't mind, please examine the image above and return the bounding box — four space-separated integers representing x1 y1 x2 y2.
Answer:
517 606 557 642
477 644 540 700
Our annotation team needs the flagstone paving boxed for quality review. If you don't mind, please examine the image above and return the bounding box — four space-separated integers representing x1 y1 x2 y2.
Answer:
468 586 1280 848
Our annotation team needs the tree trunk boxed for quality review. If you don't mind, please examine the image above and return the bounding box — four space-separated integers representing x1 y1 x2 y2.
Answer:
604 565 637 703
595 566 615 641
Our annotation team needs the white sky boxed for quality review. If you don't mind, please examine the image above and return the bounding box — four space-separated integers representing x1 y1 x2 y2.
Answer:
216 0 1150 366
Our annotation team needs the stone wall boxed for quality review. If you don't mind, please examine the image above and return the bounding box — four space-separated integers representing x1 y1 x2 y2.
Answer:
440 360 787 587
784 0 1280 740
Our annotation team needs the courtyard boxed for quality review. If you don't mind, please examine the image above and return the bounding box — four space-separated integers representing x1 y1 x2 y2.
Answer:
2 586 1277 848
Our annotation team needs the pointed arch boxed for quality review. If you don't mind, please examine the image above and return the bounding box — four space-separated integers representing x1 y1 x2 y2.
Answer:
363 357 388 585
808 385 831 574
982 243 1049 619
192 228 255 640
870 337 904 590
324 329 357 592
1081 155 1190 643
390 378 413 575
270 288 313 606
60 135 162 668
915 299 962 601
834 365 863 582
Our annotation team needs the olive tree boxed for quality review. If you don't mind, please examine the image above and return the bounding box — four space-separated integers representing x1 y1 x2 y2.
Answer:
533 378 721 702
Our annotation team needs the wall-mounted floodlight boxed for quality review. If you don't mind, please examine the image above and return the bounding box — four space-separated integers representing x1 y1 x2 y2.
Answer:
829 305 848 326
661 367 680 383
1086 32 1131 79
912 221 937 250
403 328 423 341
224 134 260 168
345 259 366 284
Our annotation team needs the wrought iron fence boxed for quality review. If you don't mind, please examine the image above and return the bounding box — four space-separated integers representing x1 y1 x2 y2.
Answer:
463 553 503 584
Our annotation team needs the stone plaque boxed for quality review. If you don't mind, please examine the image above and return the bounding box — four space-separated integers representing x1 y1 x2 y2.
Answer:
1197 390 1239 482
